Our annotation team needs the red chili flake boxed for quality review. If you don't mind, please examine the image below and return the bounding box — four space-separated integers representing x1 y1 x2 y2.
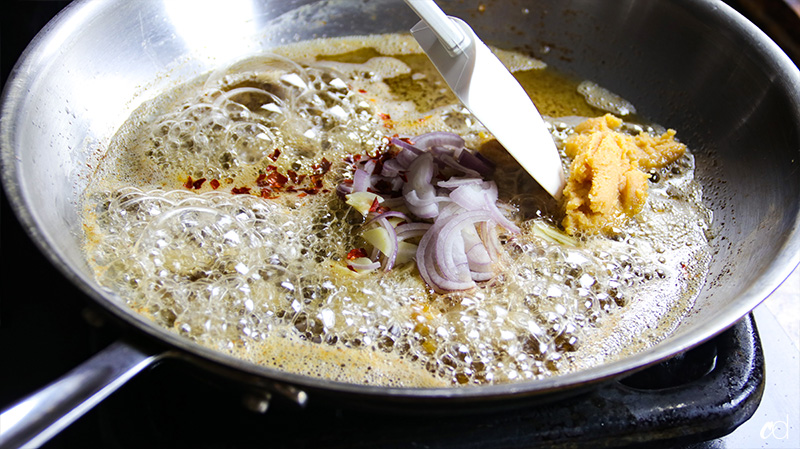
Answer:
368 197 382 213
255 173 268 187
287 170 299 184
358 89 367 93
260 189 278 199
372 158 384 176
268 148 282 161
319 158 332 173
192 178 206 189
266 171 288 189
231 187 251 195
266 165 277 172
297 192 308 198
210 179 220 189
347 248 368 260
296 174 307 184
378 114 393 129
346 265 358 273
184 176 194 189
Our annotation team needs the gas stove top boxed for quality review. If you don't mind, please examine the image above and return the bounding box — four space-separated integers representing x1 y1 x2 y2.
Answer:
1 1 798 448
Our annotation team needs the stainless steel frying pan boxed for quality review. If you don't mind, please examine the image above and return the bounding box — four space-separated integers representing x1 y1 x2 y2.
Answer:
1 0 799 447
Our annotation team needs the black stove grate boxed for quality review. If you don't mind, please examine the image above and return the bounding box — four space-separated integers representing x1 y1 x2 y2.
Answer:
46 314 764 449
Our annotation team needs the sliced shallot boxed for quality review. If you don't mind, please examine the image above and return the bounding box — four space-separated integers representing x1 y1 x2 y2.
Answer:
339 131 520 292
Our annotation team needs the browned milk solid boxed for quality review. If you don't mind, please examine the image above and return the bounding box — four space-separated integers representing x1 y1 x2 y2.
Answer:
82 35 712 387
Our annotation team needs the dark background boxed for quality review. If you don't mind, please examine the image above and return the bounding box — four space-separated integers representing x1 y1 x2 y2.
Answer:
0 0 103 423
1 4 110 446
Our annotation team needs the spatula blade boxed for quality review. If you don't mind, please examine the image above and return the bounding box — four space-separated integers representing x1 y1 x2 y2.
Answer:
411 19 565 199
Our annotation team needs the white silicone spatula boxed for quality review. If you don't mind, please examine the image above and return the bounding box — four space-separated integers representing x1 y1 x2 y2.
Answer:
403 0 566 199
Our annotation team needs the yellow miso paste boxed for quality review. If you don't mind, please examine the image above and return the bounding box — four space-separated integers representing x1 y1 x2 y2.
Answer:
81 34 712 387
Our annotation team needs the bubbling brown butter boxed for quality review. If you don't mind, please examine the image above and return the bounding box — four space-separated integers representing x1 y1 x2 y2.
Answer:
82 34 712 387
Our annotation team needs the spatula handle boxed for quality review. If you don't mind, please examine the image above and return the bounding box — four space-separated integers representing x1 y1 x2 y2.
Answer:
403 0 467 55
